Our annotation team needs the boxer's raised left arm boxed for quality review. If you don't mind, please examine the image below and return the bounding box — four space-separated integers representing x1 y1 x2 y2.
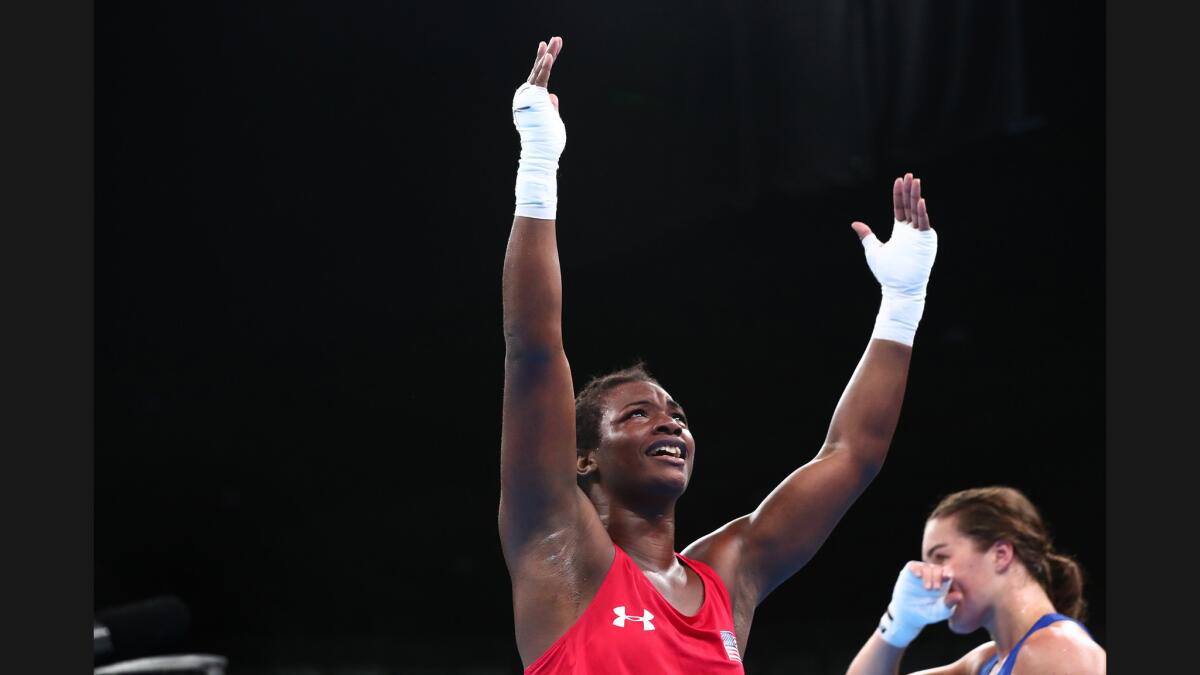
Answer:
693 174 939 602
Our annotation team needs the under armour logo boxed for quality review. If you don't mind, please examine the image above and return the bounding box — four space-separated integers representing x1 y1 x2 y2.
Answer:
612 606 655 630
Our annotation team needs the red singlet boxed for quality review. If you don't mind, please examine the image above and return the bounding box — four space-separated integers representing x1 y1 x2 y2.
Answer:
525 544 747 674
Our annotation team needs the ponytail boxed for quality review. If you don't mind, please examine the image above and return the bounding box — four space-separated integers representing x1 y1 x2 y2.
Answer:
1045 551 1087 621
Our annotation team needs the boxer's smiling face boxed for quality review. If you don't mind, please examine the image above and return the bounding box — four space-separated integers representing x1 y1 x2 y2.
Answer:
922 516 995 635
589 381 695 502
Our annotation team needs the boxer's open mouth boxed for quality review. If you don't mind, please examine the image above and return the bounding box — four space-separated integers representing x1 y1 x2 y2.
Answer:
645 439 687 460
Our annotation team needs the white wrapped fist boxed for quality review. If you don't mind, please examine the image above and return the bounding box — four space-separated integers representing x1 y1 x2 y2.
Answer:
877 562 956 648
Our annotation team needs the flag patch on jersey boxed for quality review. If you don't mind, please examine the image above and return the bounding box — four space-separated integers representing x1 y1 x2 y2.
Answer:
720 630 741 662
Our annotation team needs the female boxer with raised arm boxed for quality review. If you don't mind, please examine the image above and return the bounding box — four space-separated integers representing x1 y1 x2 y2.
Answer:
500 36 939 673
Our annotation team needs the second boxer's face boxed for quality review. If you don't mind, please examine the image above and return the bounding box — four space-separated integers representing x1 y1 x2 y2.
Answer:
922 517 994 634
593 381 695 500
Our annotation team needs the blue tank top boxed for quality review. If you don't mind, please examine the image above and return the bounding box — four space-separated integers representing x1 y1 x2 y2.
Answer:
978 613 1091 675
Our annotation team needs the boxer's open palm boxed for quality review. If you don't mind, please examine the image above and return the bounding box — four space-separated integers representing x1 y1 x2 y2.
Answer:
526 36 562 112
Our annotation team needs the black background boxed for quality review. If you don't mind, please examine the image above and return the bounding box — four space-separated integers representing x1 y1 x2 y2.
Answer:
96 2 1103 673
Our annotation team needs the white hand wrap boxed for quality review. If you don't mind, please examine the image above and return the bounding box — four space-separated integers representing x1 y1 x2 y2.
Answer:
860 220 938 346
512 83 567 220
877 564 955 648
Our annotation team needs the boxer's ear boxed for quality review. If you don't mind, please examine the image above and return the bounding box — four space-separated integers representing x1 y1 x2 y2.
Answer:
991 539 1015 574
576 449 598 479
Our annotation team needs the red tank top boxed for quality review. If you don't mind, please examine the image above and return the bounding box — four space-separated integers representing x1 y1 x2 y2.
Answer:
524 544 747 674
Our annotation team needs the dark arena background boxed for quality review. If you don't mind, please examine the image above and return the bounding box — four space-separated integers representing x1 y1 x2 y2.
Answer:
97 2 1103 673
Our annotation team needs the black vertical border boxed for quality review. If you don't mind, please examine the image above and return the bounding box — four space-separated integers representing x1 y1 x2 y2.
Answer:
1108 0 1195 669
1 0 94 671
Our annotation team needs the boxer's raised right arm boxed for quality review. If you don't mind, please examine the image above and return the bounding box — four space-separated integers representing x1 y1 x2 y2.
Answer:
499 38 579 550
